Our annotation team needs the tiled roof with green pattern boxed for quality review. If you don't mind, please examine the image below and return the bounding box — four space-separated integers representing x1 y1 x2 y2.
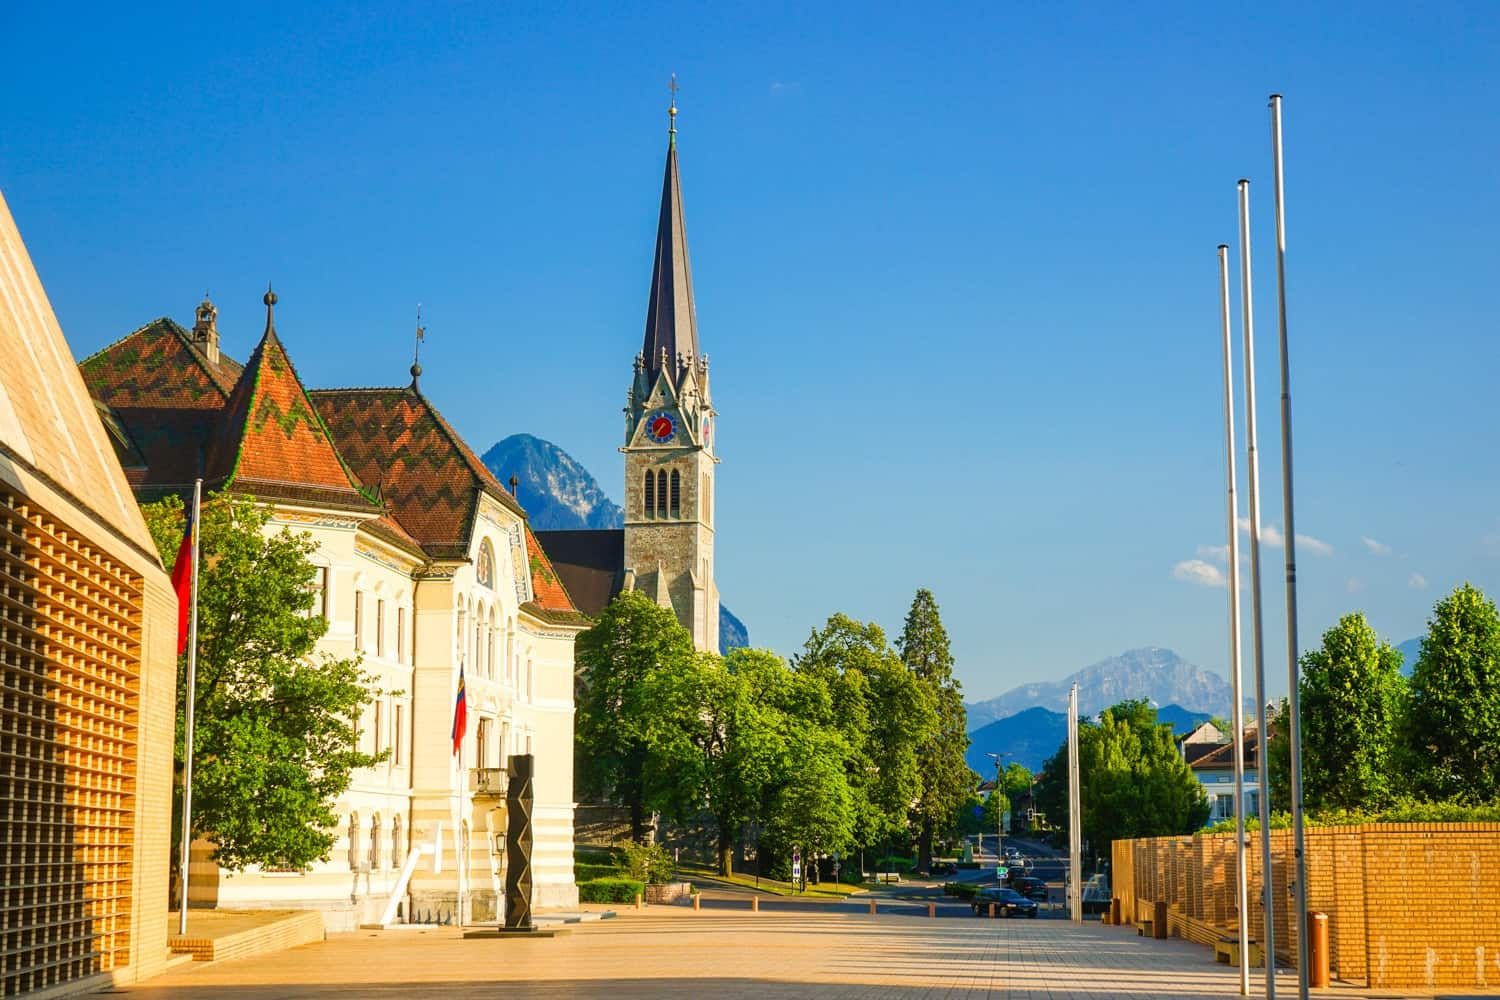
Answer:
204 325 378 512
310 386 526 559
78 318 242 489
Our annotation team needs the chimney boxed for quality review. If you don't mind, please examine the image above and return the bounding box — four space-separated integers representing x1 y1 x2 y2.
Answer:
192 295 220 364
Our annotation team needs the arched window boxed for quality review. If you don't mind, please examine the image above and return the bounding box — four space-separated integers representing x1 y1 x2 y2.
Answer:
644 469 655 517
656 470 668 517
702 473 711 522
669 470 681 517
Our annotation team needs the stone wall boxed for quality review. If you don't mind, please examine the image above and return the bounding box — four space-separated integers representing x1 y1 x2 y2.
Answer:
1113 824 1500 990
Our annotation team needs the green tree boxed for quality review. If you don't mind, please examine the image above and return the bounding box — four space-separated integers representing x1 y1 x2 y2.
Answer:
142 493 383 871
761 722 856 875
686 648 796 876
896 589 972 871
1297 613 1407 810
1035 700 1208 853
793 615 938 852
1406 583 1500 800
574 590 698 842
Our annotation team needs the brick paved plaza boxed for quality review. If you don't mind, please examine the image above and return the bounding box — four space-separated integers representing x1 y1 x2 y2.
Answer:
110 904 1381 1000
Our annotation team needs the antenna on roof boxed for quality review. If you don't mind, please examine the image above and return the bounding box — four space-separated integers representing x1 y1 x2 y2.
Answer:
411 303 425 389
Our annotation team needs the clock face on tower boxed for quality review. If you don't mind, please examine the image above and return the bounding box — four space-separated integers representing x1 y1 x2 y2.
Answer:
648 412 677 443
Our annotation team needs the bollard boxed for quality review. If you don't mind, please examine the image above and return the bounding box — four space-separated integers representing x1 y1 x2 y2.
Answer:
868 899 876 916
988 902 997 919
1152 900 1168 940
751 896 759 913
1308 911 1330 987
634 893 643 911
1111 897 1121 926
692 893 700 912
928 902 936 919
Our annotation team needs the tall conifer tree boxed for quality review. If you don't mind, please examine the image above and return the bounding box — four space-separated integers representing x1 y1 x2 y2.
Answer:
897 589 972 871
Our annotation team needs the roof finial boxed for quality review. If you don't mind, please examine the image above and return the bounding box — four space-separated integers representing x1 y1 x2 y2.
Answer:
262 283 277 334
411 303 425 388
668 73 678 148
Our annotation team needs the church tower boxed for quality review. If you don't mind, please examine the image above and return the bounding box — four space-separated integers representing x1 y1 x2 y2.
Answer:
622 97 720 652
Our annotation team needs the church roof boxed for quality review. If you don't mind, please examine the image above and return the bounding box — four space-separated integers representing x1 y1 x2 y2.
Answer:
640 139 699 385
205 296 378 513
310 386 527 560
79 317 243 492
521 524 589 624
532 529 624 618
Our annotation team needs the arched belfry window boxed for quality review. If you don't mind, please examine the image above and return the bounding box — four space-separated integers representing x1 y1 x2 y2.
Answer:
644 470 655 518
655 470 668 517
669 470 681 517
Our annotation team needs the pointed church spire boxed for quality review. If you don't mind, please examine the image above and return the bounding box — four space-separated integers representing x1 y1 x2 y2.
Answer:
641 83 698 387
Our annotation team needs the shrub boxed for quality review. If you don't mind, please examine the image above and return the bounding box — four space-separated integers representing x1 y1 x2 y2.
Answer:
943 882 979 900
618 840 675 885
874 856 914 875
578 878 645 904
1203 798 1500 835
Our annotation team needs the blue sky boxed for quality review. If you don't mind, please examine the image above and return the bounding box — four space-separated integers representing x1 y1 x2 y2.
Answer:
4 2 1497 701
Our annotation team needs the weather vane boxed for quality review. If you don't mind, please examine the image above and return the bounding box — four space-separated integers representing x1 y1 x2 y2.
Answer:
411 303 425 385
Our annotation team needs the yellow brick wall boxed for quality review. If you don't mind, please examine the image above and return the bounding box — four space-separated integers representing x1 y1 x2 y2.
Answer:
1115 824 1500 989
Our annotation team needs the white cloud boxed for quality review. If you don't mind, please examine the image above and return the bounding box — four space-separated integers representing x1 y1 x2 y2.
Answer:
1361 536 1391 556
1409 573 1427 590
1346 577 1364 593
1236 518 1332 555
1173 559 1226 587
1196 544 1229 563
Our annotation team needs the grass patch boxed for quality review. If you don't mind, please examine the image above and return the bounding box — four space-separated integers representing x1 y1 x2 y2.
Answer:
677 863 865 898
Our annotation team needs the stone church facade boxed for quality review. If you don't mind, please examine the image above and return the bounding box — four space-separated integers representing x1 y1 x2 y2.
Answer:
538 124 721 652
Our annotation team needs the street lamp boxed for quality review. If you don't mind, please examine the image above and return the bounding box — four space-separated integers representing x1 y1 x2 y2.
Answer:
985 752 1011 880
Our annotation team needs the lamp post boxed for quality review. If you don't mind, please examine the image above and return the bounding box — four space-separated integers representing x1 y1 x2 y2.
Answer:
985 752 1011 879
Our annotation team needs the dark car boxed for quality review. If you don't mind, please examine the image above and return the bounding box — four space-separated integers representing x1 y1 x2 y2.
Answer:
1009 875 1049 902
972 886 1039 918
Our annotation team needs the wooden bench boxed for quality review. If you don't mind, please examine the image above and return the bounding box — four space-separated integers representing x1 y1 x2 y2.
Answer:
1137 919 1153 938
1214 937 1263 967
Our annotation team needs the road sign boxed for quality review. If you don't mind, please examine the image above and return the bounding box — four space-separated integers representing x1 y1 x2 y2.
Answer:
791 848 802 881
996 865 1008 879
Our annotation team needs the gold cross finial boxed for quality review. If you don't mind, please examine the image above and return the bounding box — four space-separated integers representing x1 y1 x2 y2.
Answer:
668 73 678 142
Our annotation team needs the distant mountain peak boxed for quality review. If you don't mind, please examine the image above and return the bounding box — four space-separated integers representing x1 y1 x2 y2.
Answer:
482 434 623 531
965 647 1232 732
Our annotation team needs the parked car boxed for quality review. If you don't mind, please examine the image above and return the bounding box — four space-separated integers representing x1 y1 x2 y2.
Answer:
1009 875 1049 901
972 886 1039 918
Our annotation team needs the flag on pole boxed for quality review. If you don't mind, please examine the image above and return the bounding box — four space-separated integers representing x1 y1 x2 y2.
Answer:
169 497 198 654
451 663 467 755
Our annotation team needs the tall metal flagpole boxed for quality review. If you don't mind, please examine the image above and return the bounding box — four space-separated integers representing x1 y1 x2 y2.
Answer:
1219 245 1252 997
1239 179 1277 998
1067 683 1082 923
177 479 202 936
1270 93 1311 999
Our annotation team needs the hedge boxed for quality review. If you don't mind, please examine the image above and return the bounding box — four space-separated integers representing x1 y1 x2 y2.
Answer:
575 863 622 882
873 856 914 874
578 878 645 904
943 882 979 900
1204 798 1500 835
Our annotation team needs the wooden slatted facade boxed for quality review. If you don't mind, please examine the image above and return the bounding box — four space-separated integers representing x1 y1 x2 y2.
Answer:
0 483 142 997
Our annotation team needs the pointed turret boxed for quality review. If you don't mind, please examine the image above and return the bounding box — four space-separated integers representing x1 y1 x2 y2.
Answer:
640 135 699 388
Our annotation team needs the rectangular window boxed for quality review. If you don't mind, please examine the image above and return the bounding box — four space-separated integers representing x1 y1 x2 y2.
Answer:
312 566 329 618
374 700 384 754
376 599 386 657
396 608 406 665
393 704 404 766
477 718 491 768
500 722 510 768
354 592 364 651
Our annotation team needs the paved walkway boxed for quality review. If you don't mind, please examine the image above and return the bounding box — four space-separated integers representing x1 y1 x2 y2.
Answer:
113 905 1430 999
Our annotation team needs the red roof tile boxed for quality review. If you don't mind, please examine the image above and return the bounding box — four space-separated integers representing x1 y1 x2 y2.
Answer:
524 524 580 614
311 386 525 558
206 328 376 510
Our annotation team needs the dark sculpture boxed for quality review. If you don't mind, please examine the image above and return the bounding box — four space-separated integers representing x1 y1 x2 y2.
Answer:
504 754 534 930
